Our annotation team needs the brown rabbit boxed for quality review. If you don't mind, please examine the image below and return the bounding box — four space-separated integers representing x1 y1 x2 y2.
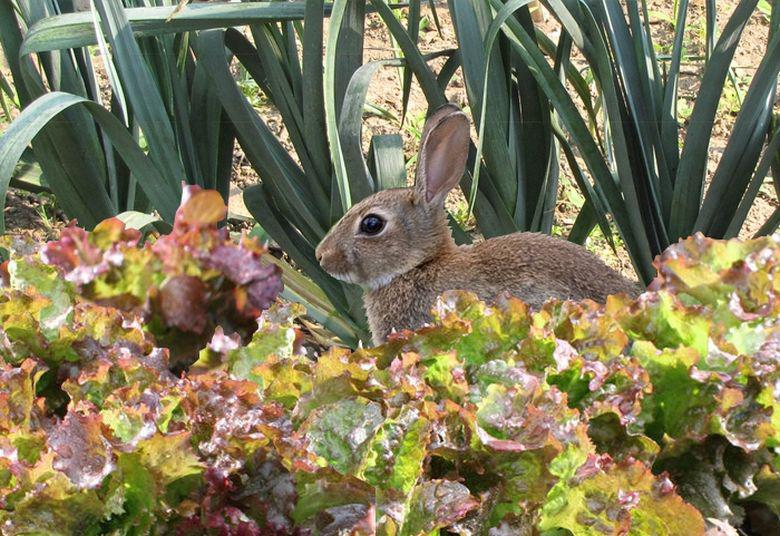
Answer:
316 104 639 345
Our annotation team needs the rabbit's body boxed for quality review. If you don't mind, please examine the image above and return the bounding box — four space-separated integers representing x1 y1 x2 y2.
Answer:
316 104 639 346
364 231 637 343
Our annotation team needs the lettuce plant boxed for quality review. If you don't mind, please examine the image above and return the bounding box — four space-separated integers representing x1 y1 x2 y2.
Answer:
0 198 778 534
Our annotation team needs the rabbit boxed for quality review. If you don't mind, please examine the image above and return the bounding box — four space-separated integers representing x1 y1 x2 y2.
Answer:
316 104 640 345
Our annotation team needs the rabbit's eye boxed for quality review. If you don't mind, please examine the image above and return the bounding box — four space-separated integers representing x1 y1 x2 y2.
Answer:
359 214 385 235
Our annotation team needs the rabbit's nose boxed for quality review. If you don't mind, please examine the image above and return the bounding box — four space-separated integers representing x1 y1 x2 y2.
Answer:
315 248 324 263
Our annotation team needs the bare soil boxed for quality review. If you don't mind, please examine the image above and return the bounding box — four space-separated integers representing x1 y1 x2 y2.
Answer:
3 190 64 242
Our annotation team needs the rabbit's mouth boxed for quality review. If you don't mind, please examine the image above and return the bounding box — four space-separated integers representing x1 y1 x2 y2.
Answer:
328 271 360 285
329 270 399 291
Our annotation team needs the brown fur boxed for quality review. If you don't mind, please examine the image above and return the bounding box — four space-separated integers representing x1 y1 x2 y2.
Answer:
316 105 639 345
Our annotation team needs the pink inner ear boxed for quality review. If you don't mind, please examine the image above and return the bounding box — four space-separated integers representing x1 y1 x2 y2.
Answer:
423 115 470 203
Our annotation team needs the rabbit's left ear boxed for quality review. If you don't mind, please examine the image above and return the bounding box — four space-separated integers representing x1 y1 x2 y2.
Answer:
415 108 470 206
419 103 462 142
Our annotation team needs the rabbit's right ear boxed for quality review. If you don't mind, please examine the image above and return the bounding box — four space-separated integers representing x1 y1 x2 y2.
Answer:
415 106 470 206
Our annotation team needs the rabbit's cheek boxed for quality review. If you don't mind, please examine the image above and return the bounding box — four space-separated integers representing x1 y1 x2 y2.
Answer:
341 250 364 282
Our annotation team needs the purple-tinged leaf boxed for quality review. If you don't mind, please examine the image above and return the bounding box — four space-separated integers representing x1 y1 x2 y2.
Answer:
48 406 114 489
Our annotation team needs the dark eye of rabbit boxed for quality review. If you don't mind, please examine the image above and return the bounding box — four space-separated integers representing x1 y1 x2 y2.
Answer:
359 214 385 235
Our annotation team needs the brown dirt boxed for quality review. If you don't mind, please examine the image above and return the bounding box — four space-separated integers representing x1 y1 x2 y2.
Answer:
3 190 66 242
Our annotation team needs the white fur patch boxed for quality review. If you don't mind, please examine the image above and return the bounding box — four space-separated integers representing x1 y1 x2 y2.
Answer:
364 273 398 291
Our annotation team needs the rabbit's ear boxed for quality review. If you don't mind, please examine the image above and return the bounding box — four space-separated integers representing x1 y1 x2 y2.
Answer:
420 103 462 142
415 109 470 205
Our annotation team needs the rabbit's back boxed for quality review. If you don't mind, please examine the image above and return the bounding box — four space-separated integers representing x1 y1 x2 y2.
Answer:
454 232 639 307
364 232 639 344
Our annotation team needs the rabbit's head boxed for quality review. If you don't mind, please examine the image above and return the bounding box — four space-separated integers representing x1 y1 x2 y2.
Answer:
315 104 470 290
